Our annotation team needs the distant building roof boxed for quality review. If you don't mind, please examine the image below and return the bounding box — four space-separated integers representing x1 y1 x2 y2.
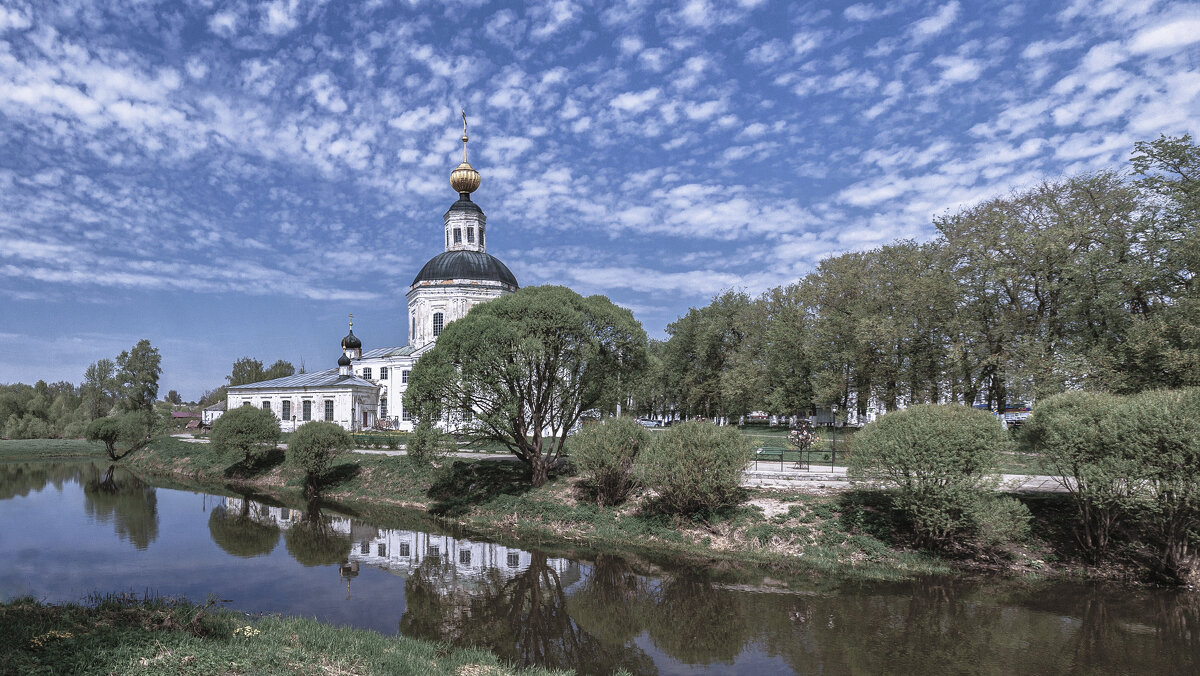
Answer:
360 345 416 359
204 401 226 412
226 368 377 391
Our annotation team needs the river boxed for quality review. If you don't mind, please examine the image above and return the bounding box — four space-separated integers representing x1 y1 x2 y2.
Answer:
1 460 1196 675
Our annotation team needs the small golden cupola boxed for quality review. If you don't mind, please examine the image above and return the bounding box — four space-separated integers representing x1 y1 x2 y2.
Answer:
449 109 481 197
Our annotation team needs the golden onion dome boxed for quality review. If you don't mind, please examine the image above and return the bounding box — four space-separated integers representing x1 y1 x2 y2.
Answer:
450 136 481 194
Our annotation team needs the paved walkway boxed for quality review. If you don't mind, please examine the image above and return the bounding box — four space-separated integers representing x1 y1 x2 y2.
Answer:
743 462 1067 492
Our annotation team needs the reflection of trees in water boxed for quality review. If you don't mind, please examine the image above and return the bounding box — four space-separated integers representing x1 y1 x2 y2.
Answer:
640 575 755 666
567 554 648 646
0 461 99 500
82 464 158 550
208 497 280 558
399 552 655 676
751 580 1200 675
283 500 352 567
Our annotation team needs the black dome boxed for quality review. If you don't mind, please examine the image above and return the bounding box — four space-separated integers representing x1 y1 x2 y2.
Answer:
337 354 351 367
341 330 361 350
412 250 518 288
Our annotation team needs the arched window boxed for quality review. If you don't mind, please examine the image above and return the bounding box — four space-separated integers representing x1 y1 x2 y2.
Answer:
453 228 462 244
432 312 444 337
466 227 474 243
411 315 416 339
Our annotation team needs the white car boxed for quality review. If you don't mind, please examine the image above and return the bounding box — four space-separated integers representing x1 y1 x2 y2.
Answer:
636 418 663 428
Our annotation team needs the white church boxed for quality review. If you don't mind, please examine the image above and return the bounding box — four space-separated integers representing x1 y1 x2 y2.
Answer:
226 127 518 432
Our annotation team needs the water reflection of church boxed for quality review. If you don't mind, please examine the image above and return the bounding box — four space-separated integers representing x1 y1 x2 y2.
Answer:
223 497 572 586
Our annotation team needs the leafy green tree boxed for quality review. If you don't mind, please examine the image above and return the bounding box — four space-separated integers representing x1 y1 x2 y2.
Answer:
210 405 280 465
85 413 155 461
115 339 161 414
405 417 450 463
165 390 182 405
289 421 353 493
568 416 648 506
634 421 752 515
227 357 265 386
81 358 119 419
405 285 647 487
848 405 1009 547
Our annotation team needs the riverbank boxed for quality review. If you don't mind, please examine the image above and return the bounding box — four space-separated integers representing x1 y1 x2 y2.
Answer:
0 437 1109 584
0 595 567 676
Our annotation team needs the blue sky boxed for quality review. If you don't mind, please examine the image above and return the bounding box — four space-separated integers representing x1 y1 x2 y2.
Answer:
1 0 1198 400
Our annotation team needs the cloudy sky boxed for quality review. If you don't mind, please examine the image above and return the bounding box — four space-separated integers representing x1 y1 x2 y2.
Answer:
1 0 1197 399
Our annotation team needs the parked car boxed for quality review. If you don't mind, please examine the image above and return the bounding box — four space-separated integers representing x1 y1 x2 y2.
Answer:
636 418 663 428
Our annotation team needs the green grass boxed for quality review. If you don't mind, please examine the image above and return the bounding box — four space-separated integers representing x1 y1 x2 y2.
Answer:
0 595 567 676
0 439 106 460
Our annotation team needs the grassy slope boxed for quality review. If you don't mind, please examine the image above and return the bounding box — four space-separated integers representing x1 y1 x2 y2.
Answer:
0 438 107 459
0 595 566 676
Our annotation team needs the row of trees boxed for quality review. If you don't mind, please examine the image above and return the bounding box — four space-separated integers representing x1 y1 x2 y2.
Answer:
1 340 163 441
639 136 1198 422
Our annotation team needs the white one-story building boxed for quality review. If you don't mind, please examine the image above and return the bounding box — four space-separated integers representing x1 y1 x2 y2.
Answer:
226 128 518 432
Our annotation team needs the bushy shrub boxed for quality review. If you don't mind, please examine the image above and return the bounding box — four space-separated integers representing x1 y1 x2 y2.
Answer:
569 417 648 506
634 421 753 515
210 406 280 465
289 422 353 492
848 404 1009 547
1022 390 1132 558
1109 387 1200 582
406 418 450 463
969 495 1032 548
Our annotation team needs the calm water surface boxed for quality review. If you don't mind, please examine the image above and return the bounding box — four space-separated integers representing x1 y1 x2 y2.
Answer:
1 460 1197 675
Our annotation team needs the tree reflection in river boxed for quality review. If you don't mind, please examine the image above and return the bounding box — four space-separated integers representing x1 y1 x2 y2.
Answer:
82 464 158 550
400 551 655 676
283 499 352 567
0 461 94 500
207 495 280 558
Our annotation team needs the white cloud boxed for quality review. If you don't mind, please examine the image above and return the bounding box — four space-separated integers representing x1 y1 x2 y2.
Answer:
262 0 301 36
611 88 661 113
933 55 983 84
909 1 960 42
208 11 238 37
1129 17 1200 54
0 6 32 32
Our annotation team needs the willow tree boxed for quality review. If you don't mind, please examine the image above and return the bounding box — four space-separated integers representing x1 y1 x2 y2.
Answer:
404 285 647 487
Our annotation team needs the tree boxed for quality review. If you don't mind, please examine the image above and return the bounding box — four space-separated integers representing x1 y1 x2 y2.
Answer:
289 421 353 493
210 405 280 466
227 357 265 387
85 413 155 461
116 340 161 414
404 285 647 487
81 358 119 419
165 390 182 405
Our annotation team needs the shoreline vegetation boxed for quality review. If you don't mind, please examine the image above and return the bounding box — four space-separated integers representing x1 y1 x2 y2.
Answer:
0 594 567 676
0 435 1143 585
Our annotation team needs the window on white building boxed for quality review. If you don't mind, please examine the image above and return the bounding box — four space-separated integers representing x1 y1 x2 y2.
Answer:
432 313 444 337
463 408 473 422
282 401 291 420
302 400 312 421
401 369 410 384
362 367 372 380
324 400 334 421
261 401 271 414
402 407 412 422
242 401 251 407
453 228 461 243
380 397 387 418
467 227 474 243
380 367 388 379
